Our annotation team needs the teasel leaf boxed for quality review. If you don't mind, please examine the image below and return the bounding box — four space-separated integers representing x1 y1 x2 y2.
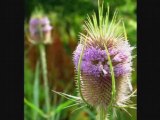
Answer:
52 90 81 102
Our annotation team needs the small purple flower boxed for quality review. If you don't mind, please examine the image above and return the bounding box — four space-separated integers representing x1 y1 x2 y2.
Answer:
29 16 53 43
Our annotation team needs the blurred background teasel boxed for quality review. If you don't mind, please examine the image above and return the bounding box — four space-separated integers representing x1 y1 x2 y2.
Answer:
24 0 136 120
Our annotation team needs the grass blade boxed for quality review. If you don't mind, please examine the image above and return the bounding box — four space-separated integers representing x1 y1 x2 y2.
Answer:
24 98 48 118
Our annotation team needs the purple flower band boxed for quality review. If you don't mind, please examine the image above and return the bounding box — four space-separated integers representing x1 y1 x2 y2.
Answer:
73 40 133 78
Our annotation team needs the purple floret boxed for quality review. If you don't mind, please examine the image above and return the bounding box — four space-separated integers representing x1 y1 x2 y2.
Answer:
29 17 52 38
73 40 133 78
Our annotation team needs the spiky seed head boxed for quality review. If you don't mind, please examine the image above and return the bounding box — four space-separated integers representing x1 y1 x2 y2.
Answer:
73 4 134 109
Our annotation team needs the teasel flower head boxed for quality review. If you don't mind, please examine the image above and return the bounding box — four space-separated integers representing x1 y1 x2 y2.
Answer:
52 1 136 119
72 1 136 117
27 13 53 45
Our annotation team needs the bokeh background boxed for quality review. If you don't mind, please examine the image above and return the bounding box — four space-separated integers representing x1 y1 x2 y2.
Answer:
24 0 136 120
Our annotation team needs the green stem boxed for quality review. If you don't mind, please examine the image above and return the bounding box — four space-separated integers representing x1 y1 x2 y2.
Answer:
38 43 50 116
33 60 40 119
96 107 108 120
100 108 105 120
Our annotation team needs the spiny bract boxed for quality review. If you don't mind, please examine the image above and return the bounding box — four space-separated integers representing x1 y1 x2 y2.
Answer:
73 4 134 110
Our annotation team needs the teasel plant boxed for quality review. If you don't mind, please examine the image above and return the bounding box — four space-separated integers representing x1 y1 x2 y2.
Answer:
25 10 53 119
53 0 137 120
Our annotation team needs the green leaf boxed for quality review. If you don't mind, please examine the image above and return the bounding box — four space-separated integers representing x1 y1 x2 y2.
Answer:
24 98 48 118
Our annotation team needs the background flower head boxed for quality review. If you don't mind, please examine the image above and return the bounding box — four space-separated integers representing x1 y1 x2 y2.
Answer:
29 16 53 44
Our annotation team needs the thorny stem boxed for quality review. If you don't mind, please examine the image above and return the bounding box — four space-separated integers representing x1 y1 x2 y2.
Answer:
100 107 105 120
38 43 51 119
96 106 108 120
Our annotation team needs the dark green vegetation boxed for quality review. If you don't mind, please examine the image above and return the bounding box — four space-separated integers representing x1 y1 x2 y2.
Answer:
24 0 136 120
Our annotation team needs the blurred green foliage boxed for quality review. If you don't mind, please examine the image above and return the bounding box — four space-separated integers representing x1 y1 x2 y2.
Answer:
25 0 136 120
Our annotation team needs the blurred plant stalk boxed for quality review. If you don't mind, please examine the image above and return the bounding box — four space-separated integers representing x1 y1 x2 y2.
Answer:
33 60 40 119
38 43 51 118
28 15 53 119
